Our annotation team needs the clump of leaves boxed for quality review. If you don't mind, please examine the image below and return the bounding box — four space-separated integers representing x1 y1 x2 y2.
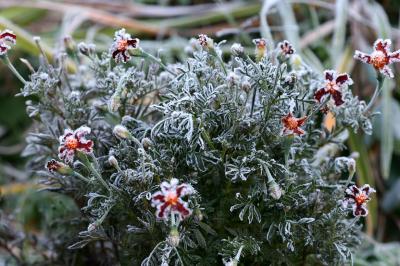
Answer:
0 29 380 265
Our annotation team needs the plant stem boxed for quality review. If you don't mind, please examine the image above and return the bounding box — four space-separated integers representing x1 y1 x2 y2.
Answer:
365 75 384 112
142 51 176 76
72 171 91 183
201 129 215 150
2 55 26 84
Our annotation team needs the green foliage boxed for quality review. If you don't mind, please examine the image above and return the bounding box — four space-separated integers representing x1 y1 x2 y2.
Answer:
1 32 374 265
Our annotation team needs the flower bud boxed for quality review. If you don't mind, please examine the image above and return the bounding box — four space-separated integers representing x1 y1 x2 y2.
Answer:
87 222 97 232
226 72 239 87
194 208 203 221
167 227 180 247
223 259 238 266
63 35 75 53
231 43 244 57
78 42 89 55
108 155 119 169
45 159 73 175
291 54 303 70
198 34 214 50
240 79 251 93
268 180 282 200
141 137 153 150
108 93 121 113
335 157 356 176
113 125 131 139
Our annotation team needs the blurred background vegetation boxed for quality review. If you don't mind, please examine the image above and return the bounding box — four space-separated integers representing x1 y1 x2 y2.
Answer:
0 0 400 264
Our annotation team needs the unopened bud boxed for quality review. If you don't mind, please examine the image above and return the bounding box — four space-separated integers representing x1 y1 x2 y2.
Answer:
231 43 244 57
223 259 238 266
45 159 73 175
141 137 153 150
108 93 121 113
63 35 75 52
87 222 97 232
113 125 131 139
108 156 119 169
167 227 180 247
194 208 203 221
291 54 303 70
268 180 282 200
240 79 251 93
78 42 89 55
226 72 239 87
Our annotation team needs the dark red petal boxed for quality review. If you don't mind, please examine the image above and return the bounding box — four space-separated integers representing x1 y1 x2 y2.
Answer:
314 88 327 102
176 184 187 197
374 40 390 55
112 49 120 59
127 39 138 48
350 185 360 194
78 140 93 152
296 116 307 126
175 202 190 217
152 194 165 202
293 128 305 135
122 52 128 62
331 90 344 106
58 146 66 154
158 202 170 218
61 132 73 142
354 204 367 216
345 194 356 200
325 71 334 81
0 45 7 53
335 74 349 85
0 31 16 41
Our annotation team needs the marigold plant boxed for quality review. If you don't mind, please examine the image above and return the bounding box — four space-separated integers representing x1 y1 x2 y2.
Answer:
2 28 392 265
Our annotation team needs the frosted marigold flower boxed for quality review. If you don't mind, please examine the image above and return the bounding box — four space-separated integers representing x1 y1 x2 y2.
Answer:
58 126 93 163
281 112 307 136
354 39 400 78
110 28 139 63
198 34 214 49
253 38 267 61
314 70 353 106
151 178 193 220
45 159 72 175
278 40 295 58
0 29 16 55
343 184 376 217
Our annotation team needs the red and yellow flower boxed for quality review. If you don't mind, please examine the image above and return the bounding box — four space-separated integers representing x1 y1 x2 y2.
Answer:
58 126 93 163
278 40 295 58
151 178 193 221
343 184 375 217
354 39 400 78
314 70 353 106
281 112 307 136
110 28 139 63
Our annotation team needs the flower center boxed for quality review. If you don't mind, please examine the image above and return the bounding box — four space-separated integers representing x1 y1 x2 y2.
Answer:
117 39 128 51
286 117 298 130
355 193 368 205
65 137 79 150
165 191 178 205
371 51 388 69
326 81 338 93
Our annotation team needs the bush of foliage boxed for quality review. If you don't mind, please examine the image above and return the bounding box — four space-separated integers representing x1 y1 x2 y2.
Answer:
1 28 393 265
